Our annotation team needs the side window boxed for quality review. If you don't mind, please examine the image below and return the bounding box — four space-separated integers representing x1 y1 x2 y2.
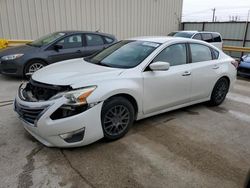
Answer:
212 33 222 42
201 33 213 42
104 37 114 44
190 43 212 62
153 44 187 66
193 33 202 40
86 34 104 46
211 48 220 59
57 34 83 49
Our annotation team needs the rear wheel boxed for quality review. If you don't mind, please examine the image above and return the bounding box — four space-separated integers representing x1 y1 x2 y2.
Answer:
24 60 46 77
101 97 135 140
209 77 229 106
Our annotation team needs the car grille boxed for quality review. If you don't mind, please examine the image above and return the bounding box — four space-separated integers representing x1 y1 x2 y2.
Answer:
15 101 46 125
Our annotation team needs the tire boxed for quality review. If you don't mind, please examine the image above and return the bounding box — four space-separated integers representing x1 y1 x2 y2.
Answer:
208 77 229 106
101 97 135 140
24 60 47 78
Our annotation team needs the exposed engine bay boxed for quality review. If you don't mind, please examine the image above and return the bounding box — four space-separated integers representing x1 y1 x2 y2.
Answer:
19 79 72 102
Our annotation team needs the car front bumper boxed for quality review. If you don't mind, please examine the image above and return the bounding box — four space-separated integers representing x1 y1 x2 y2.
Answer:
238 63 250 77
0 59 24 76
14 91 104 147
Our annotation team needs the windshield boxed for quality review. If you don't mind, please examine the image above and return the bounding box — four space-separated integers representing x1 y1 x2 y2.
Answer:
85 40 160 68
168 32 194 38
28 32 66 47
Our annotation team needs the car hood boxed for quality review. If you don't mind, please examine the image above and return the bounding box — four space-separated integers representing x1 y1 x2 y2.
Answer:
0 44 39 57
32 58 124 87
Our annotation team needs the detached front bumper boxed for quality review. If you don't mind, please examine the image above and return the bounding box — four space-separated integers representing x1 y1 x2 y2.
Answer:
14 90 104 147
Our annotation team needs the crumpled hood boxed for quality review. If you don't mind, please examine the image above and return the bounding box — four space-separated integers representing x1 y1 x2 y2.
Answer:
32 58 124 87
0 45 38 57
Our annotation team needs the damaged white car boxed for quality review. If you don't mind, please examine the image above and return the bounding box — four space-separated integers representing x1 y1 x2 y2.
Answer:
14 37 237 147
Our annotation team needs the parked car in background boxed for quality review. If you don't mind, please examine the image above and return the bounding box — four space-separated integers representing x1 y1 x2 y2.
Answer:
14 36 237 147
0 31 117 77
168 31 223 49
238 54 250 77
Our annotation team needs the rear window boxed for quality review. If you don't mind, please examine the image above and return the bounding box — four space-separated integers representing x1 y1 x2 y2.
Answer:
104 37 114 44
212 33 222 42
211 48 219 59
201 33 213 42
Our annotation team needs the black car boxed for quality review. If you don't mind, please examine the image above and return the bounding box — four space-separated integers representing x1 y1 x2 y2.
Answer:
0 31 117 77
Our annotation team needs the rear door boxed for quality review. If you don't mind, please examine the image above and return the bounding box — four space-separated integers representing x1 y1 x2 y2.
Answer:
47 34 84 63
83 33 106 56
143 43 192 114
188 43 220 101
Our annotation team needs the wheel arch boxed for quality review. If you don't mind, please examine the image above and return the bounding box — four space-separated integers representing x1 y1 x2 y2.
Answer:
103 93 139 119
218 75 230 87
23 58 48 75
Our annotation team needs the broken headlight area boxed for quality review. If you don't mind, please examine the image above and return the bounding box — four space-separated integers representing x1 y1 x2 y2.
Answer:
19 79 72 102
50 86 98 120
50 104 89 120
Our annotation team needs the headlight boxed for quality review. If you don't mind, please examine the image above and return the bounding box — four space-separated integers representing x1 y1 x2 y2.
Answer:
51 86 97 105
1 54 24 61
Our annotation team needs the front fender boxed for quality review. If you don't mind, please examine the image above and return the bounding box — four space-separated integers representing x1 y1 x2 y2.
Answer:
86 78 143 115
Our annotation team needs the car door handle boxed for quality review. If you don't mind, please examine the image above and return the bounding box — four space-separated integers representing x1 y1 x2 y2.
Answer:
75 50 81 53
212 65 220 69
182 71 191 76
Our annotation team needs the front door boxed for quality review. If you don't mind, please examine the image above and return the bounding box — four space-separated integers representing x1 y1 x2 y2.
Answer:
47 34 84 63
143 43 192 114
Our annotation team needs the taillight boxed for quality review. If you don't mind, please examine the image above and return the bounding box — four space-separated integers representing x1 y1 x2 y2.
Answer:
231 60 239 69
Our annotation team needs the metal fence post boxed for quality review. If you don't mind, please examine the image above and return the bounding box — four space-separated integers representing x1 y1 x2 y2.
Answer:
242 21 249 56
202 22 205 31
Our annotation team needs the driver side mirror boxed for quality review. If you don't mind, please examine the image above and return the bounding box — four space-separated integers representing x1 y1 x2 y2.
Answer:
54 44 63 51
149 61 170 71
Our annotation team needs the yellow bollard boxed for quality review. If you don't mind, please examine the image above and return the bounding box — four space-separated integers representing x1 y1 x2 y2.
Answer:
0 39 8 49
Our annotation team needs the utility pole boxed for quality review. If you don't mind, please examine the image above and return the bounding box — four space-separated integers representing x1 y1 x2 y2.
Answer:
212 8 216 22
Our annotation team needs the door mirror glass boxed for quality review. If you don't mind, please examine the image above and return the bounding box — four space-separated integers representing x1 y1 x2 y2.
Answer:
149 61 170 71
54 44 63 51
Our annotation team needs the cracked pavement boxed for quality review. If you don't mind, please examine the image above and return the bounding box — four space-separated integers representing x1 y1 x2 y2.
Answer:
0 74 250 188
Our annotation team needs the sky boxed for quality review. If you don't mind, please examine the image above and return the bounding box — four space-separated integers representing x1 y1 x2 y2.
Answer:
182 0 250 22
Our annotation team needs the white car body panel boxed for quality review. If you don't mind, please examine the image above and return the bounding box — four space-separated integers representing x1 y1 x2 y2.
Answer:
14 36 236 147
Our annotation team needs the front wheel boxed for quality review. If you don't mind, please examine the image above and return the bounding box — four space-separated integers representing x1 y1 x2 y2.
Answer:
101 97 135 140
208 77 229 106
24 60 46 77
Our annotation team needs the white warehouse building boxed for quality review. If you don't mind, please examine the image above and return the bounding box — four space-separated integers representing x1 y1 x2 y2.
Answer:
0 0 183 40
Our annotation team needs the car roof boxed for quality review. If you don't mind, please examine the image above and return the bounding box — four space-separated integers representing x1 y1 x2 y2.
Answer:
54 30 116 38
128 36 195 44
174 30 221 35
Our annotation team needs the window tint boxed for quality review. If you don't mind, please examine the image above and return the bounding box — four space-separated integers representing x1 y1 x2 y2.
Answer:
85 40 159 68
193 33 202 40
86 34 104 46
190 43 212 62
212 33 222 42
57 34 82 49
104 37 114 44
211 48 219 59
201 33 213 42
153 44 187 66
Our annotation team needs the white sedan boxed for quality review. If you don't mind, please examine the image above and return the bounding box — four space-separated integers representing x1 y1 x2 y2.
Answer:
14 36 237 147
